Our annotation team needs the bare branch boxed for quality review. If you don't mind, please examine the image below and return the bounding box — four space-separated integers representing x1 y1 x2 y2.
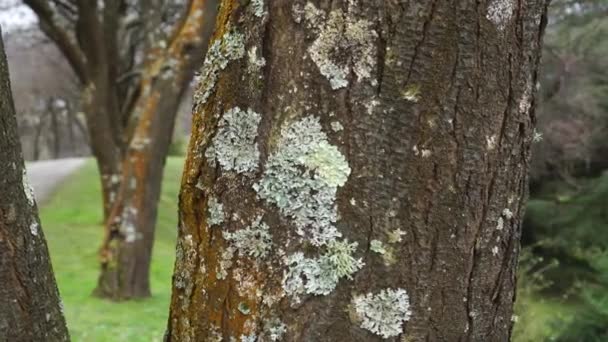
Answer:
22 0 88 83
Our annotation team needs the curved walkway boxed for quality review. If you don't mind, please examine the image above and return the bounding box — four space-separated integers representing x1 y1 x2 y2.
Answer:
25 158 87 204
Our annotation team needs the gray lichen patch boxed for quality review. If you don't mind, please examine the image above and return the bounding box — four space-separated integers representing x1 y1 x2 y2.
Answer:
193 30 245 106
207 196 225 227
206 107 262 173
247 46 266 74
29 221 39 236
352 288 412 338
223 216 272 259
240 334 257 342
496 208 514 231
174 234 197 309
292 2 325 27
119 207 139 243
282 239 363 302
217 246 235 280
486 0 515 31
254 116 350 246
305 4 377 89
262 318 287 341
250 0 266 18
330 121 344 132
22 169 35 206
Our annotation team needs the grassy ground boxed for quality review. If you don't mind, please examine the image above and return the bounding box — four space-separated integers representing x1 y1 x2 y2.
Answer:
40 158 183 342
513 295 580 341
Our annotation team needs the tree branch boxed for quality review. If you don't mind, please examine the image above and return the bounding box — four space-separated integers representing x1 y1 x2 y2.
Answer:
22 0 88 83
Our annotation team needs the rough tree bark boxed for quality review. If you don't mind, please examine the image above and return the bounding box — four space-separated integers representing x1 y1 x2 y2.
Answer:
94 0 212 299
0 29 69 341
167 0 549 341
23 0 216 299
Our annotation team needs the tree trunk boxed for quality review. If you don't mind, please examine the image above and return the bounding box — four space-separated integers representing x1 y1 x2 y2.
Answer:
167 0 550 341
33 115 43 161
93 0 212 300
82 75 124 221
0 31 70 341
48 99 62 158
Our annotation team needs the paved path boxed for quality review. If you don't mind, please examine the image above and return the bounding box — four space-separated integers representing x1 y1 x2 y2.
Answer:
25 158 87 204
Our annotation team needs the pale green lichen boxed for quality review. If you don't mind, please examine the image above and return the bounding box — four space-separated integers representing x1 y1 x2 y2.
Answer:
208 196 225 226
194 30 245 106
207 107 261 173
387 229 406 243
303 141 351 187
223 216 272 259
352 288 412 338
254 116 350 246
370 240 387 255
401 84 421 102
370 239 396 265
254 115 361 301
283 239 363 302
306 5 377 89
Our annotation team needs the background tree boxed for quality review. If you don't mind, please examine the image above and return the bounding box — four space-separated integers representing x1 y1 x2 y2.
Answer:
167 0 549 340
22 0 217 299
515 1 608 339
530 0 608 184
0 27 69 341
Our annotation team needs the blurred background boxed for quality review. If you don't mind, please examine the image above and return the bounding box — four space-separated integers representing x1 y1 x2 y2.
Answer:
1 0 607 341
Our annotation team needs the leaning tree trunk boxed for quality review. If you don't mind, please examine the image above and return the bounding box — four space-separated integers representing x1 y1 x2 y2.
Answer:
0 30 69 341
167 0 549 341
93 0 211 299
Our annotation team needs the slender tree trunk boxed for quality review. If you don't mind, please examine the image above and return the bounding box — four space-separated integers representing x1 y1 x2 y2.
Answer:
81 74 124 220
93 0 212 299
167 0 549 341
49 101 61 158
33 116 43 161
0 31 69 341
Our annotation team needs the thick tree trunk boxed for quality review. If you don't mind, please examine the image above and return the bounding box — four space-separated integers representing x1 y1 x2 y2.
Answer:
93 0 211 300
167 0 550 341
0 31 69 341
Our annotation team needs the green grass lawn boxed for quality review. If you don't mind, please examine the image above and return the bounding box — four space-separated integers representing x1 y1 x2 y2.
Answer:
40 158 184 342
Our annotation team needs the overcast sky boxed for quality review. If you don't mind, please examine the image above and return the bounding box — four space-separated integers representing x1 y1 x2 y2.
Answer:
0 2 36 33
